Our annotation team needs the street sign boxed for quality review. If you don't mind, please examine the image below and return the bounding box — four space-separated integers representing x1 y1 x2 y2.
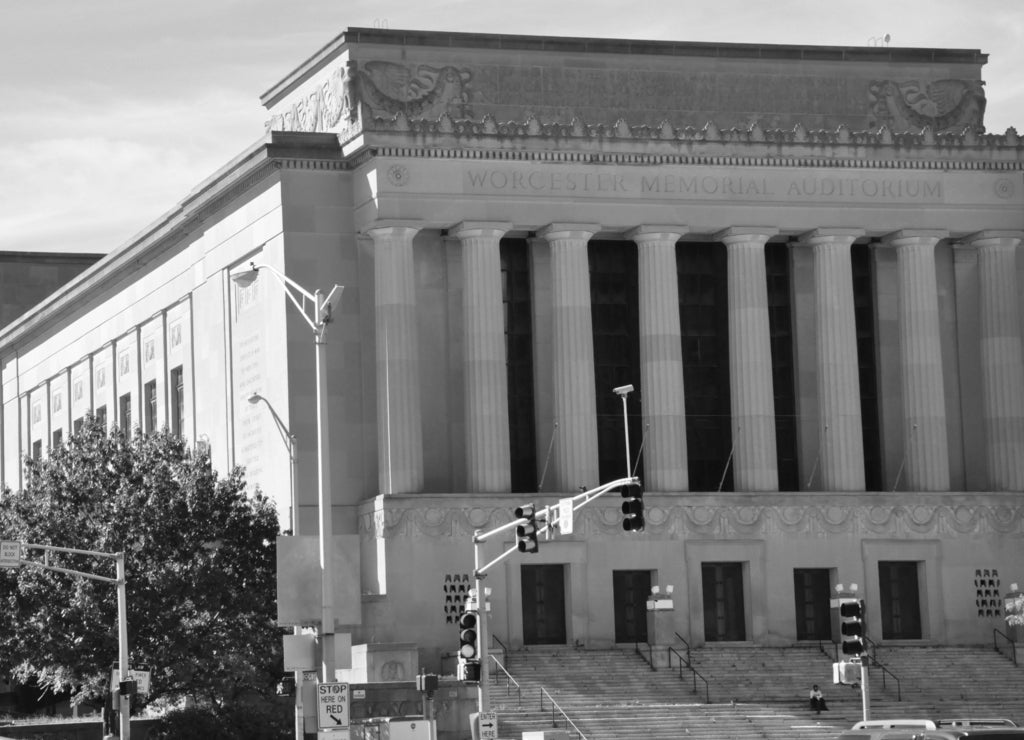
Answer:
109 668 151 695
479 711 498 739
0 540 21 568
317 682 350 731
558 499 574 535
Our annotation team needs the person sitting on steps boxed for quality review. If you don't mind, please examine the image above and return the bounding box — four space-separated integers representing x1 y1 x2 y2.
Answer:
809 684 829 714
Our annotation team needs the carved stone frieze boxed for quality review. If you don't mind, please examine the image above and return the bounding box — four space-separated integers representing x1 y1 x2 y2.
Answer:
266 61 358 134
868 79 987 134
360 495 1024 541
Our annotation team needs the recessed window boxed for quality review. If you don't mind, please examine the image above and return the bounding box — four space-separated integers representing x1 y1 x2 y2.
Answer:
119 393 131 431
144 381 157 434
170 366 184 437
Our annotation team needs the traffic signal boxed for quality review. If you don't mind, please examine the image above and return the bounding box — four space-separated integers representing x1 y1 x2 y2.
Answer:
515 504 539 553
839 598 865 657
457 608 481 681
621 483 645 532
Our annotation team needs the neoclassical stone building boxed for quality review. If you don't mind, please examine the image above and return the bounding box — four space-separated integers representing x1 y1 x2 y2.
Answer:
2 29 1023 676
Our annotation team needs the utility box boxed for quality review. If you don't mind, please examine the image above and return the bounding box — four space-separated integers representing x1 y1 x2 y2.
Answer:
381 716 433 739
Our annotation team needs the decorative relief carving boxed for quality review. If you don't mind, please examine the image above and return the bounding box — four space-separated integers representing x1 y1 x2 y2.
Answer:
266 61 357 133
868 79 986 134
267 60 473 135
362 500 1024 540
369 112 1024 153
357 61 472 120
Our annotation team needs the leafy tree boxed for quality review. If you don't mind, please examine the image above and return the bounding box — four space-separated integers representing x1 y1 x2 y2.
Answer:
0 417 283 708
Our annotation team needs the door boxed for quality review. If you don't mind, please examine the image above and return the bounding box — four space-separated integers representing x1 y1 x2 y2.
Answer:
702 562 746 641
879 561 922 639
613 570 650 643
521 564 567 644
793 568 832 641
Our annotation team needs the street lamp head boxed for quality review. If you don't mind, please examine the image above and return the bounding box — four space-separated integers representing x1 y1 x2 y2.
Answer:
247 392 264 406
613 384 634 397
231 262 261 288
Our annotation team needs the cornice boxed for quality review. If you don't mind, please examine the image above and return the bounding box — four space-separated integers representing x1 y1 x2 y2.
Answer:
359 115 1024 170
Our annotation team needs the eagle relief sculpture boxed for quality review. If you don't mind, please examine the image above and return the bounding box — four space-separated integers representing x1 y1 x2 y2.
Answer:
868 78 986 133
357 60 473 121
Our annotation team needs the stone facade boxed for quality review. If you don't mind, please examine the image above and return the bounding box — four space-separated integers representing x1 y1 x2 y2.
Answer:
1 29 1023 677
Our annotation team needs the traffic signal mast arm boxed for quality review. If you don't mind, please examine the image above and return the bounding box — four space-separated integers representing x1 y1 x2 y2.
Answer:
471 475 640 577
17 542 122 584
7 542 132 740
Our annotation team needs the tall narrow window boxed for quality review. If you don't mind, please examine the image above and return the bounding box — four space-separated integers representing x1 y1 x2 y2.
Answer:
766 242 799 491
51 430 63 449
32 440 42 460
144 380 157 434
170 366 184 437
96 405 107 430
852 244 882 491
119 393 131 432
73 417 84 434
678 243 732 491
501 241 536 492
590 240 641 484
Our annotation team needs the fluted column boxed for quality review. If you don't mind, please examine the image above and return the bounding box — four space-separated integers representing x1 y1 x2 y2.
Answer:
801 228 865 491
368 223 424 495
539 223 600 492
964 230 1024 490
628 226 688 492
718 227 779 491
884 230 950 491
451 222 513 493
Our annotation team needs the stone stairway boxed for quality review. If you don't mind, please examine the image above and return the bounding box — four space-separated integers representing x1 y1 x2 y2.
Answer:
487 644 1024 740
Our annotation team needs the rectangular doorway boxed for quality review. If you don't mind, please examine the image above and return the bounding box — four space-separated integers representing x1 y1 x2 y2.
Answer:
702 562 746 641
879 561 922 639
613 570 650 643
793 568 832 641
521 564 567 645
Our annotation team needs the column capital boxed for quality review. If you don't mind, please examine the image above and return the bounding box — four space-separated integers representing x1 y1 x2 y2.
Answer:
880 229 947 247
797 228 865 246
626 225 687 243
362 220 423 239
537 223 601 242
961 230 1024 248
714 226 779 245
449 221 513 240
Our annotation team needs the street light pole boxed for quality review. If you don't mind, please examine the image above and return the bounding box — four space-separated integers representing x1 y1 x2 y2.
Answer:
232 262 343 715
116 554 130 740
247 392 302 739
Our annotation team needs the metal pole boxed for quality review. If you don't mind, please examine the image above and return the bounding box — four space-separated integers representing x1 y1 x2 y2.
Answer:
116 554 130 740
475 535 490 714
620 393 631 478
315 289 336 696
860 659 871 722
289 434 303 740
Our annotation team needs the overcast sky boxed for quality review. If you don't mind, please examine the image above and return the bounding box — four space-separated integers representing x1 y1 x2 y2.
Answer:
1 0 1021 255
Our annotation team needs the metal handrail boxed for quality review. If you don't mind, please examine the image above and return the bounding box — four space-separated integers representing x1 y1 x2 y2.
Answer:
854 637 901 701
540 686 588 740
667 645 710 703
633 639 656 670
489 654 522 705
673 632 692 664
818 639 838 662
994 628 1018 666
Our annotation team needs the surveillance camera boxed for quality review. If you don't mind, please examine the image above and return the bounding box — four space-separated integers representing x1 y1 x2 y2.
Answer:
613 384 634 396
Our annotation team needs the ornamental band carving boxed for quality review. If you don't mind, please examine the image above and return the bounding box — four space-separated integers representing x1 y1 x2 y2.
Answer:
364 500 1024 540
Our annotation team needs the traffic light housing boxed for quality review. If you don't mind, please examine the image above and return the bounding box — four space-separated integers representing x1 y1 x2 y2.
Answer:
515 504 539 553
839 598 865 657
457 608 481 681
621 483 645 532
